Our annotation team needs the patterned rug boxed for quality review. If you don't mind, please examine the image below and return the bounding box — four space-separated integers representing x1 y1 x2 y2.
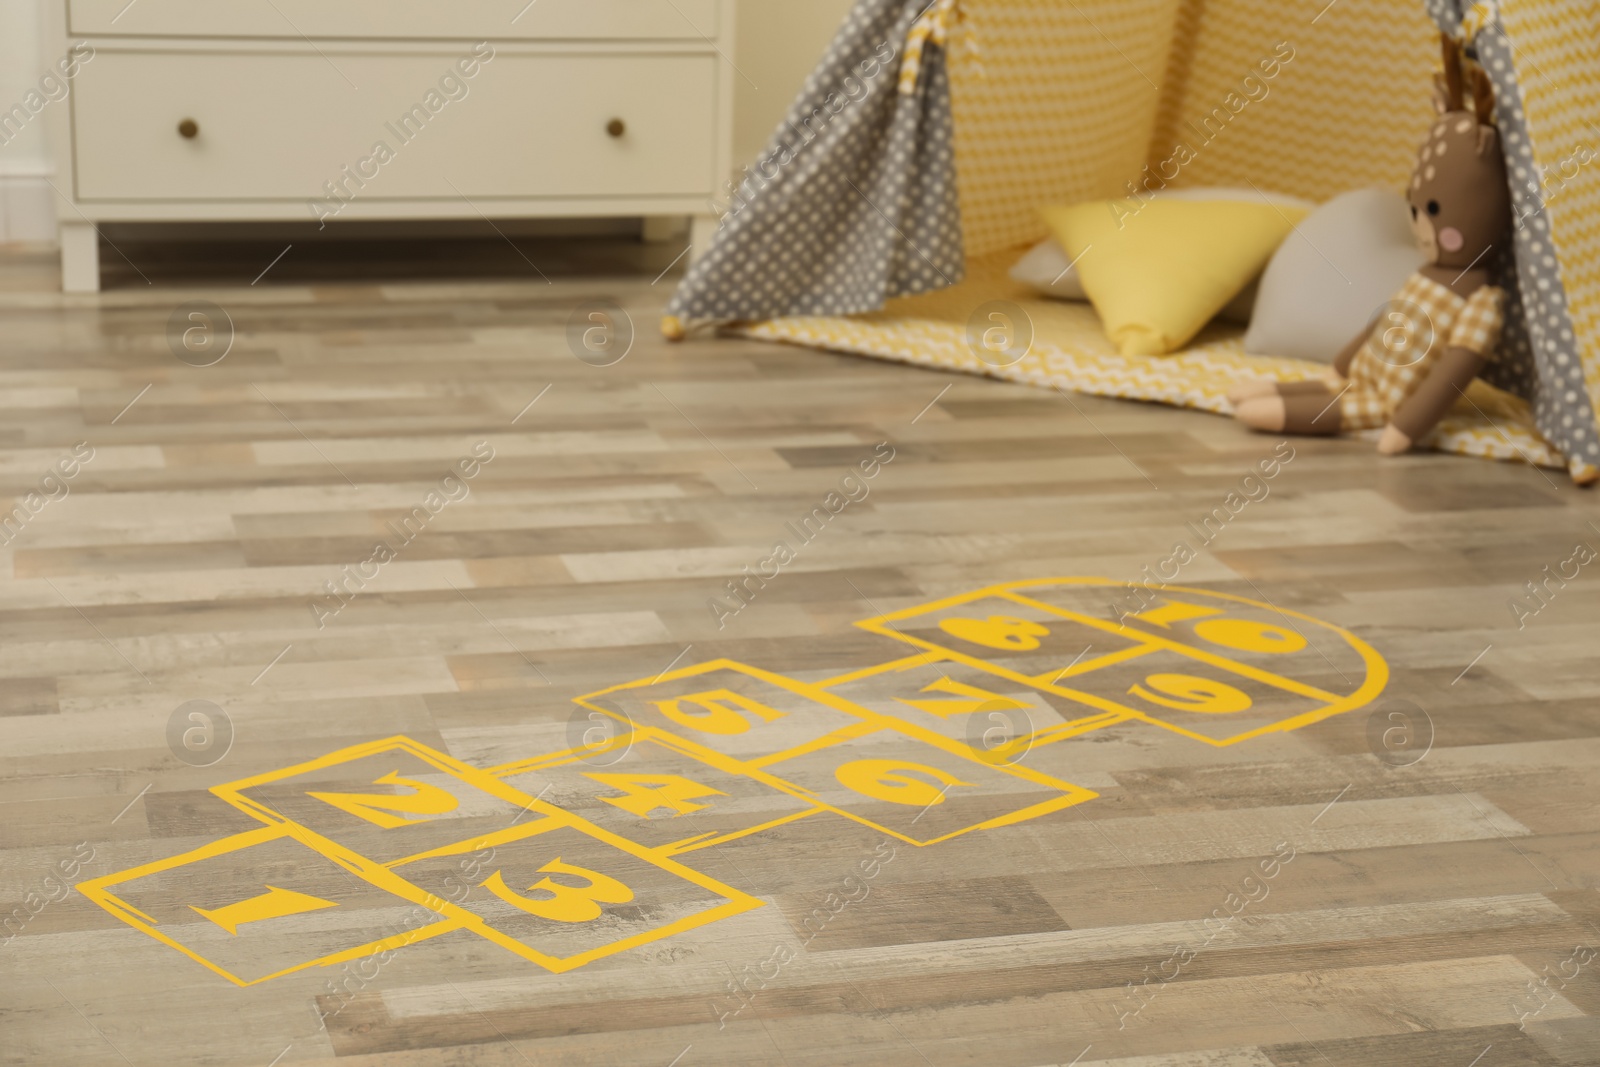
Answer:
735 249 1565 469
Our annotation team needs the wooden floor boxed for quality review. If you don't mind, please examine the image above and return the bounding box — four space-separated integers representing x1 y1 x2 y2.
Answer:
2 233 1598 1067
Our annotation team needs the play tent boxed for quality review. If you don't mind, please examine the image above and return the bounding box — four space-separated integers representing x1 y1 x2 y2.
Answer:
666 0 1600 483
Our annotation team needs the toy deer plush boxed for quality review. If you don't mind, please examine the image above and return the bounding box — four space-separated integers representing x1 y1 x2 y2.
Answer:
1229 35 1510 454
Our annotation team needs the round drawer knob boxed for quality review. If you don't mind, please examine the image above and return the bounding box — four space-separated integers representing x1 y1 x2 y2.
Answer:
177 118 199 139
606 118 626 139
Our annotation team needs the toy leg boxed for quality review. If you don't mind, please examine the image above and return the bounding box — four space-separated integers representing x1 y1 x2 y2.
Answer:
1227 379 1281 403
1234 383 1343 435
1282 390 1344 434
1227 376 1342 406
1277 380 1343 396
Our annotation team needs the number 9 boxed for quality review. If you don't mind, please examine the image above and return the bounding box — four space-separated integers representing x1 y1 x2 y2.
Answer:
1129 673 1252 714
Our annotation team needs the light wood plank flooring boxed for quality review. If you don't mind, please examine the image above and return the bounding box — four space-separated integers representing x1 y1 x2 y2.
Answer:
1 234 1597 1067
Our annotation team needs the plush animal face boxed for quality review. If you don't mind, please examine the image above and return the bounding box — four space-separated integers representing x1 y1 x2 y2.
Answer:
1407 37 1510 270
1408 110 1509 269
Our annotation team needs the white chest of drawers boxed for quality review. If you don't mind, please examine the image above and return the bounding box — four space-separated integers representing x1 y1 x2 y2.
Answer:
43 0 736 290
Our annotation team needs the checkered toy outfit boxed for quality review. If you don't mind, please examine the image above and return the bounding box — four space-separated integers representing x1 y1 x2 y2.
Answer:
1340 273 1506 432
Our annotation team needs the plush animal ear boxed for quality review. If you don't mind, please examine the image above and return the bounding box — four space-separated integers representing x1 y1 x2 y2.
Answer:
1439 33 1466 112
1470 65 1496 126
1476 123 1501 158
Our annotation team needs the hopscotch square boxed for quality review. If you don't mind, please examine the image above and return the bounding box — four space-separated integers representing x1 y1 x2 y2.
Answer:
76 825 453 986
390 822 762 973
212 737 567 866
1013 577 1376 685
494 729 827 855
855 590 1162 719
757 725 1097 846
817 652 1129 754
573 659 878 764
1036 646 1336 744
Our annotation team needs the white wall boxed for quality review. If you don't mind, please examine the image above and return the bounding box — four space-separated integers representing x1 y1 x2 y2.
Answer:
732 0 854 167
0 1 855 244
0 0 56 242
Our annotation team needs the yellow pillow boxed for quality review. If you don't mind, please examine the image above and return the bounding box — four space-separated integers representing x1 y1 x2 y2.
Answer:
1041 198 1308 357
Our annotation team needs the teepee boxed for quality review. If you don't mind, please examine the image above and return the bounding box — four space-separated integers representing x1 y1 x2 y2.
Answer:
666 0 1600 484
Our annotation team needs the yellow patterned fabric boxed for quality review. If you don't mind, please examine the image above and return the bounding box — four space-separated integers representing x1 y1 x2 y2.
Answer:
736 251 1563 469
1497 0 1600 448
1147 0 1440 202
949 0 1445 245
949 0 1182 258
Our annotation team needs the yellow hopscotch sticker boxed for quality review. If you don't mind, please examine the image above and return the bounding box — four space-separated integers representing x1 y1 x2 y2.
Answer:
81 578 1386 984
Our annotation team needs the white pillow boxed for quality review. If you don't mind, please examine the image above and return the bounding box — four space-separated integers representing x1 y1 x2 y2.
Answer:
1010 237 1092 300
1011 187 1313 324
1244 188 1427 363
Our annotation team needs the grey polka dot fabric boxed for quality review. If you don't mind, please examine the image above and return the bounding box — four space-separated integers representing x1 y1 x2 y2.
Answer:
666 0 964 323
1426 0 1600 468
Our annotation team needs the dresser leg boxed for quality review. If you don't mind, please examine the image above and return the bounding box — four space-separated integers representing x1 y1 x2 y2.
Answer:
641 215 688 243
59 222 101 293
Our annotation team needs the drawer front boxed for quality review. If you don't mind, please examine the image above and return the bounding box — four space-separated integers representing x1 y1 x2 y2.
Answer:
68 0 720 41
72 51 718 202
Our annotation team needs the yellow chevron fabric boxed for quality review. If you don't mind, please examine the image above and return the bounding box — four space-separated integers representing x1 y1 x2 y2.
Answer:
737 252 1562 469
949 0 1182 258
1146 0 1440 202
1496 0 1600 439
